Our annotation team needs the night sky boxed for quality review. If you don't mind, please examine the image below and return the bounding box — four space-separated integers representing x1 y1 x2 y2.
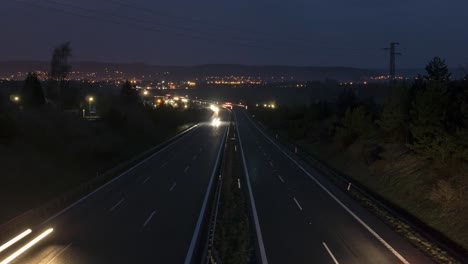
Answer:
1 0 467 68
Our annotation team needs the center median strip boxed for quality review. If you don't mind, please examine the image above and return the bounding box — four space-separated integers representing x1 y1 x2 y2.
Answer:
184 119 228 264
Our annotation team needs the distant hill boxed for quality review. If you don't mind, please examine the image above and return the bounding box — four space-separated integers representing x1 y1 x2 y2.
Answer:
0 61 379 81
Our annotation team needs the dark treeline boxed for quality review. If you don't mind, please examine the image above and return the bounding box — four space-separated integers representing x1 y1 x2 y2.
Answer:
252 57 468 250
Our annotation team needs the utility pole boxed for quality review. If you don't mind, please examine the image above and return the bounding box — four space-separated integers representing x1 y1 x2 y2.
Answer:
384 42 401 81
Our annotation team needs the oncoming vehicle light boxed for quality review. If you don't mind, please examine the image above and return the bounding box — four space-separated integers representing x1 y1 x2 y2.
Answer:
0 228 54 264
210 105 219 113
0 229 32 253
211 118 221 127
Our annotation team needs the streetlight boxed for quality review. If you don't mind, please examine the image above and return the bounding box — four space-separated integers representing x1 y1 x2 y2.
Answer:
88 96 94 115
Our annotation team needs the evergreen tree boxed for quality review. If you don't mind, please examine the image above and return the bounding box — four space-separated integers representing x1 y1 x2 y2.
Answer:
336 105 373 147
48 42 72 109
454 85 468 161
120 80 140 104
337 87 356 116
409 82 456 161
425 57 451 82
21 73 46 108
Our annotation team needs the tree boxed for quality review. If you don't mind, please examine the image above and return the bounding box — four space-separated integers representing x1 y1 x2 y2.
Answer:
336 105 373 147
425 57 451 82
378 83 410 142
453 84 468 162
47 42 72 108
21 73 45 108
337 87 356 116
409 82 456 161
120 80 140 104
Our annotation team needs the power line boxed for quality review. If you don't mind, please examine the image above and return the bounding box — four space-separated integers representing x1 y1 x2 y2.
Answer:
103 0 312 44
11 0 377 58
14 0 278 51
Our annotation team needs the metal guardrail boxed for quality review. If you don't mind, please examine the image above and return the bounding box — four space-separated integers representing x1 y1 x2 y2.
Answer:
249 113 467 264
0 124 200 240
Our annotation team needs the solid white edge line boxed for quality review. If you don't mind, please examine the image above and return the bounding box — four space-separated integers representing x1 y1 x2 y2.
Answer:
0 228 54 264
293 197 303 211
246 111 411 264
143 176 151 184
322 242 339 264
40 125 199 226
108 198 125 212
235 111 269 264
46 243 72 264
0 229 32 253
184 119 227 264
143 210 156 228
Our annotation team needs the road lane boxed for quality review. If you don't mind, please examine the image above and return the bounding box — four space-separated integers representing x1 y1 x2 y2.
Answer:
235 107 433 264
3 112 229 264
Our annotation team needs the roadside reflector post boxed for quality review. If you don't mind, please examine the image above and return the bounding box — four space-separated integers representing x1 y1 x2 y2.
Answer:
347 182 352 191
294 147 298 153
275 134 278 139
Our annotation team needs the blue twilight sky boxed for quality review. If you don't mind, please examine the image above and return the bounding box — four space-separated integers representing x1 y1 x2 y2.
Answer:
1 0 467 68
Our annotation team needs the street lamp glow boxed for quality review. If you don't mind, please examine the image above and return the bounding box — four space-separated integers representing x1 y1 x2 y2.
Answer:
143 90 149 96
13 96 20 102
88 97 94 102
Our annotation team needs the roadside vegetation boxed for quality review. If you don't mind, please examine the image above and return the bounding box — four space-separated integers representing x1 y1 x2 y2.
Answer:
0 44 210 224
251 57 468 252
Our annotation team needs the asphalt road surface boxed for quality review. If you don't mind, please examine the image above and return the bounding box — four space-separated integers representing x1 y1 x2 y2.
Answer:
234 107 433 264
1 111 229 264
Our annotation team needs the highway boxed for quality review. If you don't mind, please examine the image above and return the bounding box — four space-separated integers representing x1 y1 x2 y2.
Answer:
0 110 229 264
234 107 433 264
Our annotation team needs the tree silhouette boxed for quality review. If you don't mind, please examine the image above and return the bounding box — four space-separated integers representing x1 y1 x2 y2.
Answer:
337 87 357 116
378 83 410 142
47 42 72 109
425 57 451 82
21 73 46 108
409 82 456 161
120 80 140 104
